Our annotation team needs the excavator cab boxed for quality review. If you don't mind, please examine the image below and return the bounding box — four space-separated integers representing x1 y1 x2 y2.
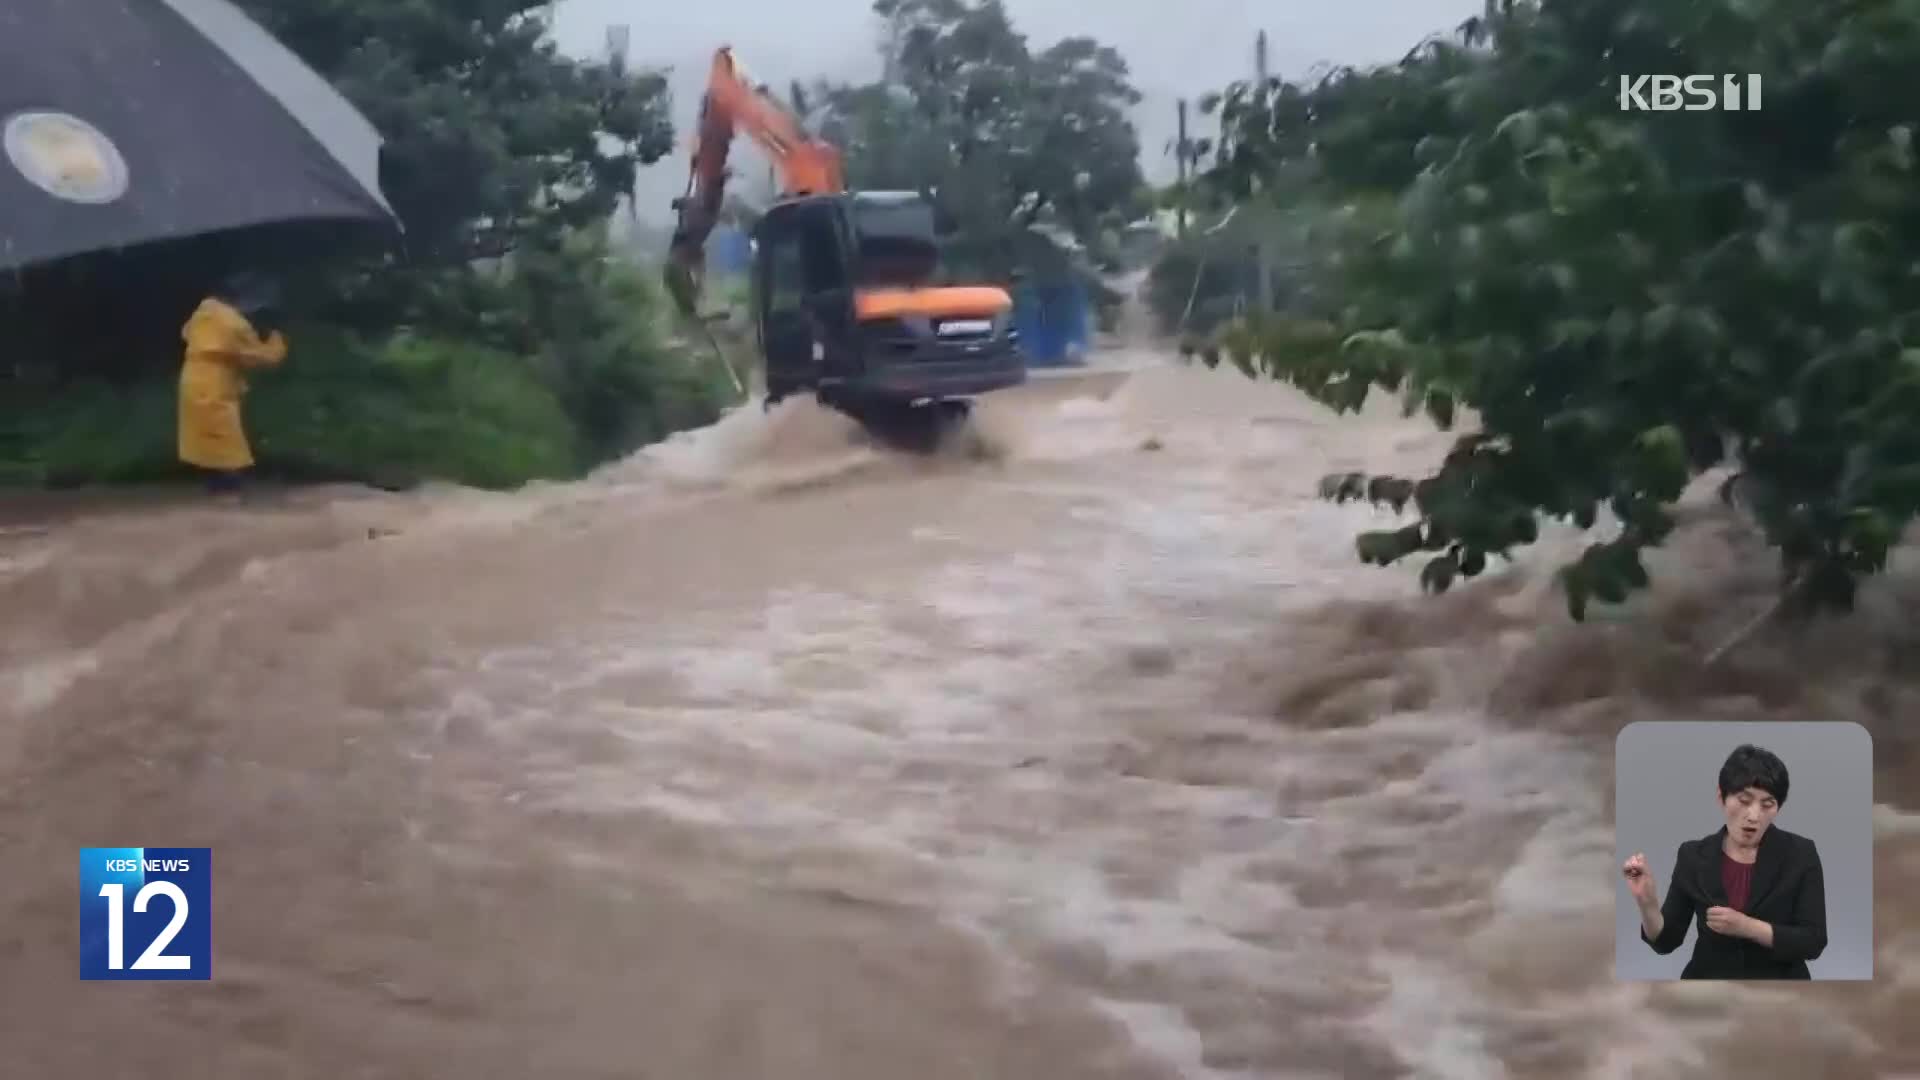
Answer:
752 190 1026 413
753 196 854 401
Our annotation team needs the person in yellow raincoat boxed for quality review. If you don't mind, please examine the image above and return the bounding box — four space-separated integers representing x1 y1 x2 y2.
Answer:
177 273 287 493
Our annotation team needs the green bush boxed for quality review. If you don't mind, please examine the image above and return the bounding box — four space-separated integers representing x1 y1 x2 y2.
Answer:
0 332 576 489
0 254 735 491
0 379 176 487
520 250 736 462
247 329 581 489
1196 0 1920 622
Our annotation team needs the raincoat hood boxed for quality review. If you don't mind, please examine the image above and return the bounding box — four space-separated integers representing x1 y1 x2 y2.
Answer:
217 272 281 316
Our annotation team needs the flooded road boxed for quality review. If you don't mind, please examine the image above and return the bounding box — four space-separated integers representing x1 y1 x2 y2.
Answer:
2 350 1917 1078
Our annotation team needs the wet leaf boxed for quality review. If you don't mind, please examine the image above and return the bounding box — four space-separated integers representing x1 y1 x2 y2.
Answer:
1562 566 1590 622
1642 305 1681 342
1616 545 1650 589
1459 548 1488 577
1367 476 1417 511
1420 552 1460 593
1356 530 1402 565
1319 471 1369 502
1891 125 1915 170
1494 108 1542 148
1591 567 1628 604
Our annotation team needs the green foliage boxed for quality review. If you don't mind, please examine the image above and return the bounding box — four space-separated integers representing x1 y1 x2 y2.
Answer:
246 330 581 489
231 0 676 354
1197 0 1920 620
236 0 673 270
347 236 733 475
0 238 729 489
808 0 1147 281
519 243 737 460
0 380 177 487
1147 183 1387 342
234 1 725 462
0 333 576 489
1 3 726 492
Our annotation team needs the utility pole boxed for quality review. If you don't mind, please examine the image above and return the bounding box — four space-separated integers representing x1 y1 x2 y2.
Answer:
605 24 630 72
1175 97 1189 240
605 25 634 226
1253 31 1273 313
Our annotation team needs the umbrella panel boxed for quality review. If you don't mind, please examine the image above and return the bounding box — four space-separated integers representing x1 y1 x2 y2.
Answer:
0 1 393 273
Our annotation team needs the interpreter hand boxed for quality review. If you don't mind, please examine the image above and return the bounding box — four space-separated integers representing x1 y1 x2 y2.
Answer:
1622 853 1658 906
1705 906 1755 939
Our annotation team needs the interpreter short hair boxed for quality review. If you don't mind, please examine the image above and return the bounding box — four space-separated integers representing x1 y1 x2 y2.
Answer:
1718 743 1790 806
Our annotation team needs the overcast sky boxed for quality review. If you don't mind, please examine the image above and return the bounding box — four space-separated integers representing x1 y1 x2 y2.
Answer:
547 0 1480 221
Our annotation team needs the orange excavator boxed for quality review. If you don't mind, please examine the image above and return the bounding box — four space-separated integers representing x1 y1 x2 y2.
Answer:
664 46 1025 435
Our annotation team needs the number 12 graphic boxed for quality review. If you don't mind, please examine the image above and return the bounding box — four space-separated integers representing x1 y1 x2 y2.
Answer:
95 881 193 970
79 847 212 981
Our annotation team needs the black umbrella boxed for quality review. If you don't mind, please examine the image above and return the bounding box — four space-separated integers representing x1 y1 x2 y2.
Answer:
0 0 399 274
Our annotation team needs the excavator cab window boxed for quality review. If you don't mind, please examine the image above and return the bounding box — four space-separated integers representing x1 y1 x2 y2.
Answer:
754 200 855 388
763 234 806 316
851 197 940 287
756 203 851 306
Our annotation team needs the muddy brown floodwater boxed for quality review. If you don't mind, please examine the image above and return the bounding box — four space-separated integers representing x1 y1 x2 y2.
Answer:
2 349 1917 1079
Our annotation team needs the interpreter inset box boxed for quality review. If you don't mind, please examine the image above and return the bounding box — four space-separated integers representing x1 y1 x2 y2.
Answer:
1614 721 1872 981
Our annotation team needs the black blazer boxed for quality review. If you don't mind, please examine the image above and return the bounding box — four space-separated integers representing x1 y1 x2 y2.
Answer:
1640 824 1828 979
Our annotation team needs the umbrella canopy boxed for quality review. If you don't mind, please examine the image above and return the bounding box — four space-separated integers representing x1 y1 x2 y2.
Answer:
0 0 398 274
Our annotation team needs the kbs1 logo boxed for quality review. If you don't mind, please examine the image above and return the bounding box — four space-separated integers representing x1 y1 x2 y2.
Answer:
79 848 211 980
1618 74 1763 112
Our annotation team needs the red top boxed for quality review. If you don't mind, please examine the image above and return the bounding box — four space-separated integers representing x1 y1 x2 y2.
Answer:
1721 852 1755 911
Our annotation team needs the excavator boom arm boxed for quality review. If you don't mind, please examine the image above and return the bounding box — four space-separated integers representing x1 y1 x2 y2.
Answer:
666 47 844 315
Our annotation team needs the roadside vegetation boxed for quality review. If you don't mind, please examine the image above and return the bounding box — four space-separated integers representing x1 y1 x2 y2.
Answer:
1173 0 1920 623
2 0 734 491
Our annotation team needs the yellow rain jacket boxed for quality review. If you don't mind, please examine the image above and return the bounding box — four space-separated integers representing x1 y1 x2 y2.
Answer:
177 297 286 471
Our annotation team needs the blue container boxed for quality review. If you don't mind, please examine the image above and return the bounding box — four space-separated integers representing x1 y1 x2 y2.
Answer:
1012 279 1089 366
707 226 752 274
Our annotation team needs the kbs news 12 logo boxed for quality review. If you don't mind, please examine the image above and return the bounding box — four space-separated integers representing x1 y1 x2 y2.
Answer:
79 848 211 980
1618 74 1763 112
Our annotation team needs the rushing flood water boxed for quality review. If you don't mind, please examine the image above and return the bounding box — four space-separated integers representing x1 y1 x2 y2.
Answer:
2 347 1917 1078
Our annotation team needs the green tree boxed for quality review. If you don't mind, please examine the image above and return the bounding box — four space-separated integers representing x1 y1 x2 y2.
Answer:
809 0 1147 280
1196 0 1920 622
234 0 676 333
